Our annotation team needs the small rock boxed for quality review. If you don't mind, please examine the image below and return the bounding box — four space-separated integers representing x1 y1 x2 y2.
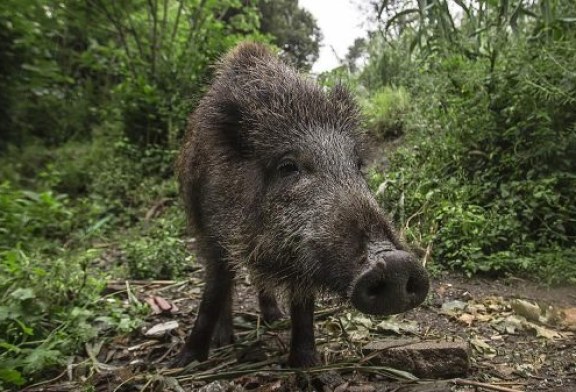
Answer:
363 340 470 378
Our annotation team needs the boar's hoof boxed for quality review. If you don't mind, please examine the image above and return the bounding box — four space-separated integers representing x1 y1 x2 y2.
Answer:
351 250 429 315
170 347 206 368
295 370 346 391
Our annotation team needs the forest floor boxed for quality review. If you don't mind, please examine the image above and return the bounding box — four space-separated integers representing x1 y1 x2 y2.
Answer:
22 256 576 392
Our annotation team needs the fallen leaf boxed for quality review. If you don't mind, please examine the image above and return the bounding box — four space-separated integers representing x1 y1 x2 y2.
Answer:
514 363 536 377
353 314 374 329
338 383 380 392
486 301 503 313
255 380 284 392
144 320 179 337
323 320 343 335
145 297 161 314
493 313 563 339
441 300 467 315
561 307 576 330
334 382 350 392
376 318 419 334
475 314 494 322
470 337 497 358
492 315 524 334
527 322 562 339
154 296 174 312
349 326 370 341
436 283 451 297
493 363 515 377
457 313 476 326
145 296 179 314
511 299 541 322
468 303 487 314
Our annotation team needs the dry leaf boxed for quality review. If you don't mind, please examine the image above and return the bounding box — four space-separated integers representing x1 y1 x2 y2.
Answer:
441 300 467 316
561 307 576 330
144 320 179 337
353 314 374 329
376 318 419 335
145 296 179 314
493 363 516 377
527 322 562 339
470 337 497 358
457 313 476 326
349 326 370 341
511 299 541 322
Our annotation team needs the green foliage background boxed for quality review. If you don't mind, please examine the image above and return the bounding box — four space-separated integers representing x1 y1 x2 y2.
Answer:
350 0 576 280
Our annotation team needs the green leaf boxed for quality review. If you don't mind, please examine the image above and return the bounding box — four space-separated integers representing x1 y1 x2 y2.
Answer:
23 348 62 373
384 8 420 32
10 288 35 301
0 368 25 386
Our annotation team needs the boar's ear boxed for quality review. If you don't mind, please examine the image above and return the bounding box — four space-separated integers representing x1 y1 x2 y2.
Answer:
329 84 356 111
329 84 360 123
213 98 252 157
221 42 274 71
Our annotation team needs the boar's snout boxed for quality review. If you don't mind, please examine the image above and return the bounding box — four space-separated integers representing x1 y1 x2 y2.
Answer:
350 249 429 316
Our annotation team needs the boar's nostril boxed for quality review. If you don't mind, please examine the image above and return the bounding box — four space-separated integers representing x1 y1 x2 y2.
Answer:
406 276 419 296
366 281 387 300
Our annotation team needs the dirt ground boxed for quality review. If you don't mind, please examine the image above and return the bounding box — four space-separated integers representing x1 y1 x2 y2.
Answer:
23 266 576 392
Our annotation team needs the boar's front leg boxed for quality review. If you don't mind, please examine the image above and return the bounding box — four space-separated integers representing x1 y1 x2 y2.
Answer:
173 243 235 367
289 296 346 389
288 295 319 368
212 287 234 347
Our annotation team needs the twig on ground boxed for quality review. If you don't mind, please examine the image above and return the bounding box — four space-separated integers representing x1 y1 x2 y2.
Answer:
453 378 525 392
21 368 69 391
107 279 177 286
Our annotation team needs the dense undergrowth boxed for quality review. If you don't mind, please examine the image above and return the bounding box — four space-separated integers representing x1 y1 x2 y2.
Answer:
356 1 576 283
363 42 576 282
0 136 190 388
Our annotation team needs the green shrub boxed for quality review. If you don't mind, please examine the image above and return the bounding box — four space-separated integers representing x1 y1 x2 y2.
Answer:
0 181 72 250
0 155 156 387
370 37 576 283
0 248 99 387
120 205 189 280
0 247 147 388
362 87 410 140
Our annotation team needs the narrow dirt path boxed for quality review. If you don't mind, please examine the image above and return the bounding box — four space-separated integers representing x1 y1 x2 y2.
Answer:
25 270 575 392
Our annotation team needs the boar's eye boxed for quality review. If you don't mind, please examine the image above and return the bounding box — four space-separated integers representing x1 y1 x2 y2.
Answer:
277 158 300 177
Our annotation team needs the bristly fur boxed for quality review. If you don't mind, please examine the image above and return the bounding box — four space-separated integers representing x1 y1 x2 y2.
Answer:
177 42 384 300
178 42 362 168
177 42 364 252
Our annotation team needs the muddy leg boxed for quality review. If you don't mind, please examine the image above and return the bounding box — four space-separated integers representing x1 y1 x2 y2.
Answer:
258 289 284 324
172 246 234 367
212 288 234 347
287 295 319 368
288 295 345 389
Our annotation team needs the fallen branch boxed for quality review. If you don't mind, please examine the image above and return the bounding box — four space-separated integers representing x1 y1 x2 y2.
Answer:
453 378 524 392
107 279 177 286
